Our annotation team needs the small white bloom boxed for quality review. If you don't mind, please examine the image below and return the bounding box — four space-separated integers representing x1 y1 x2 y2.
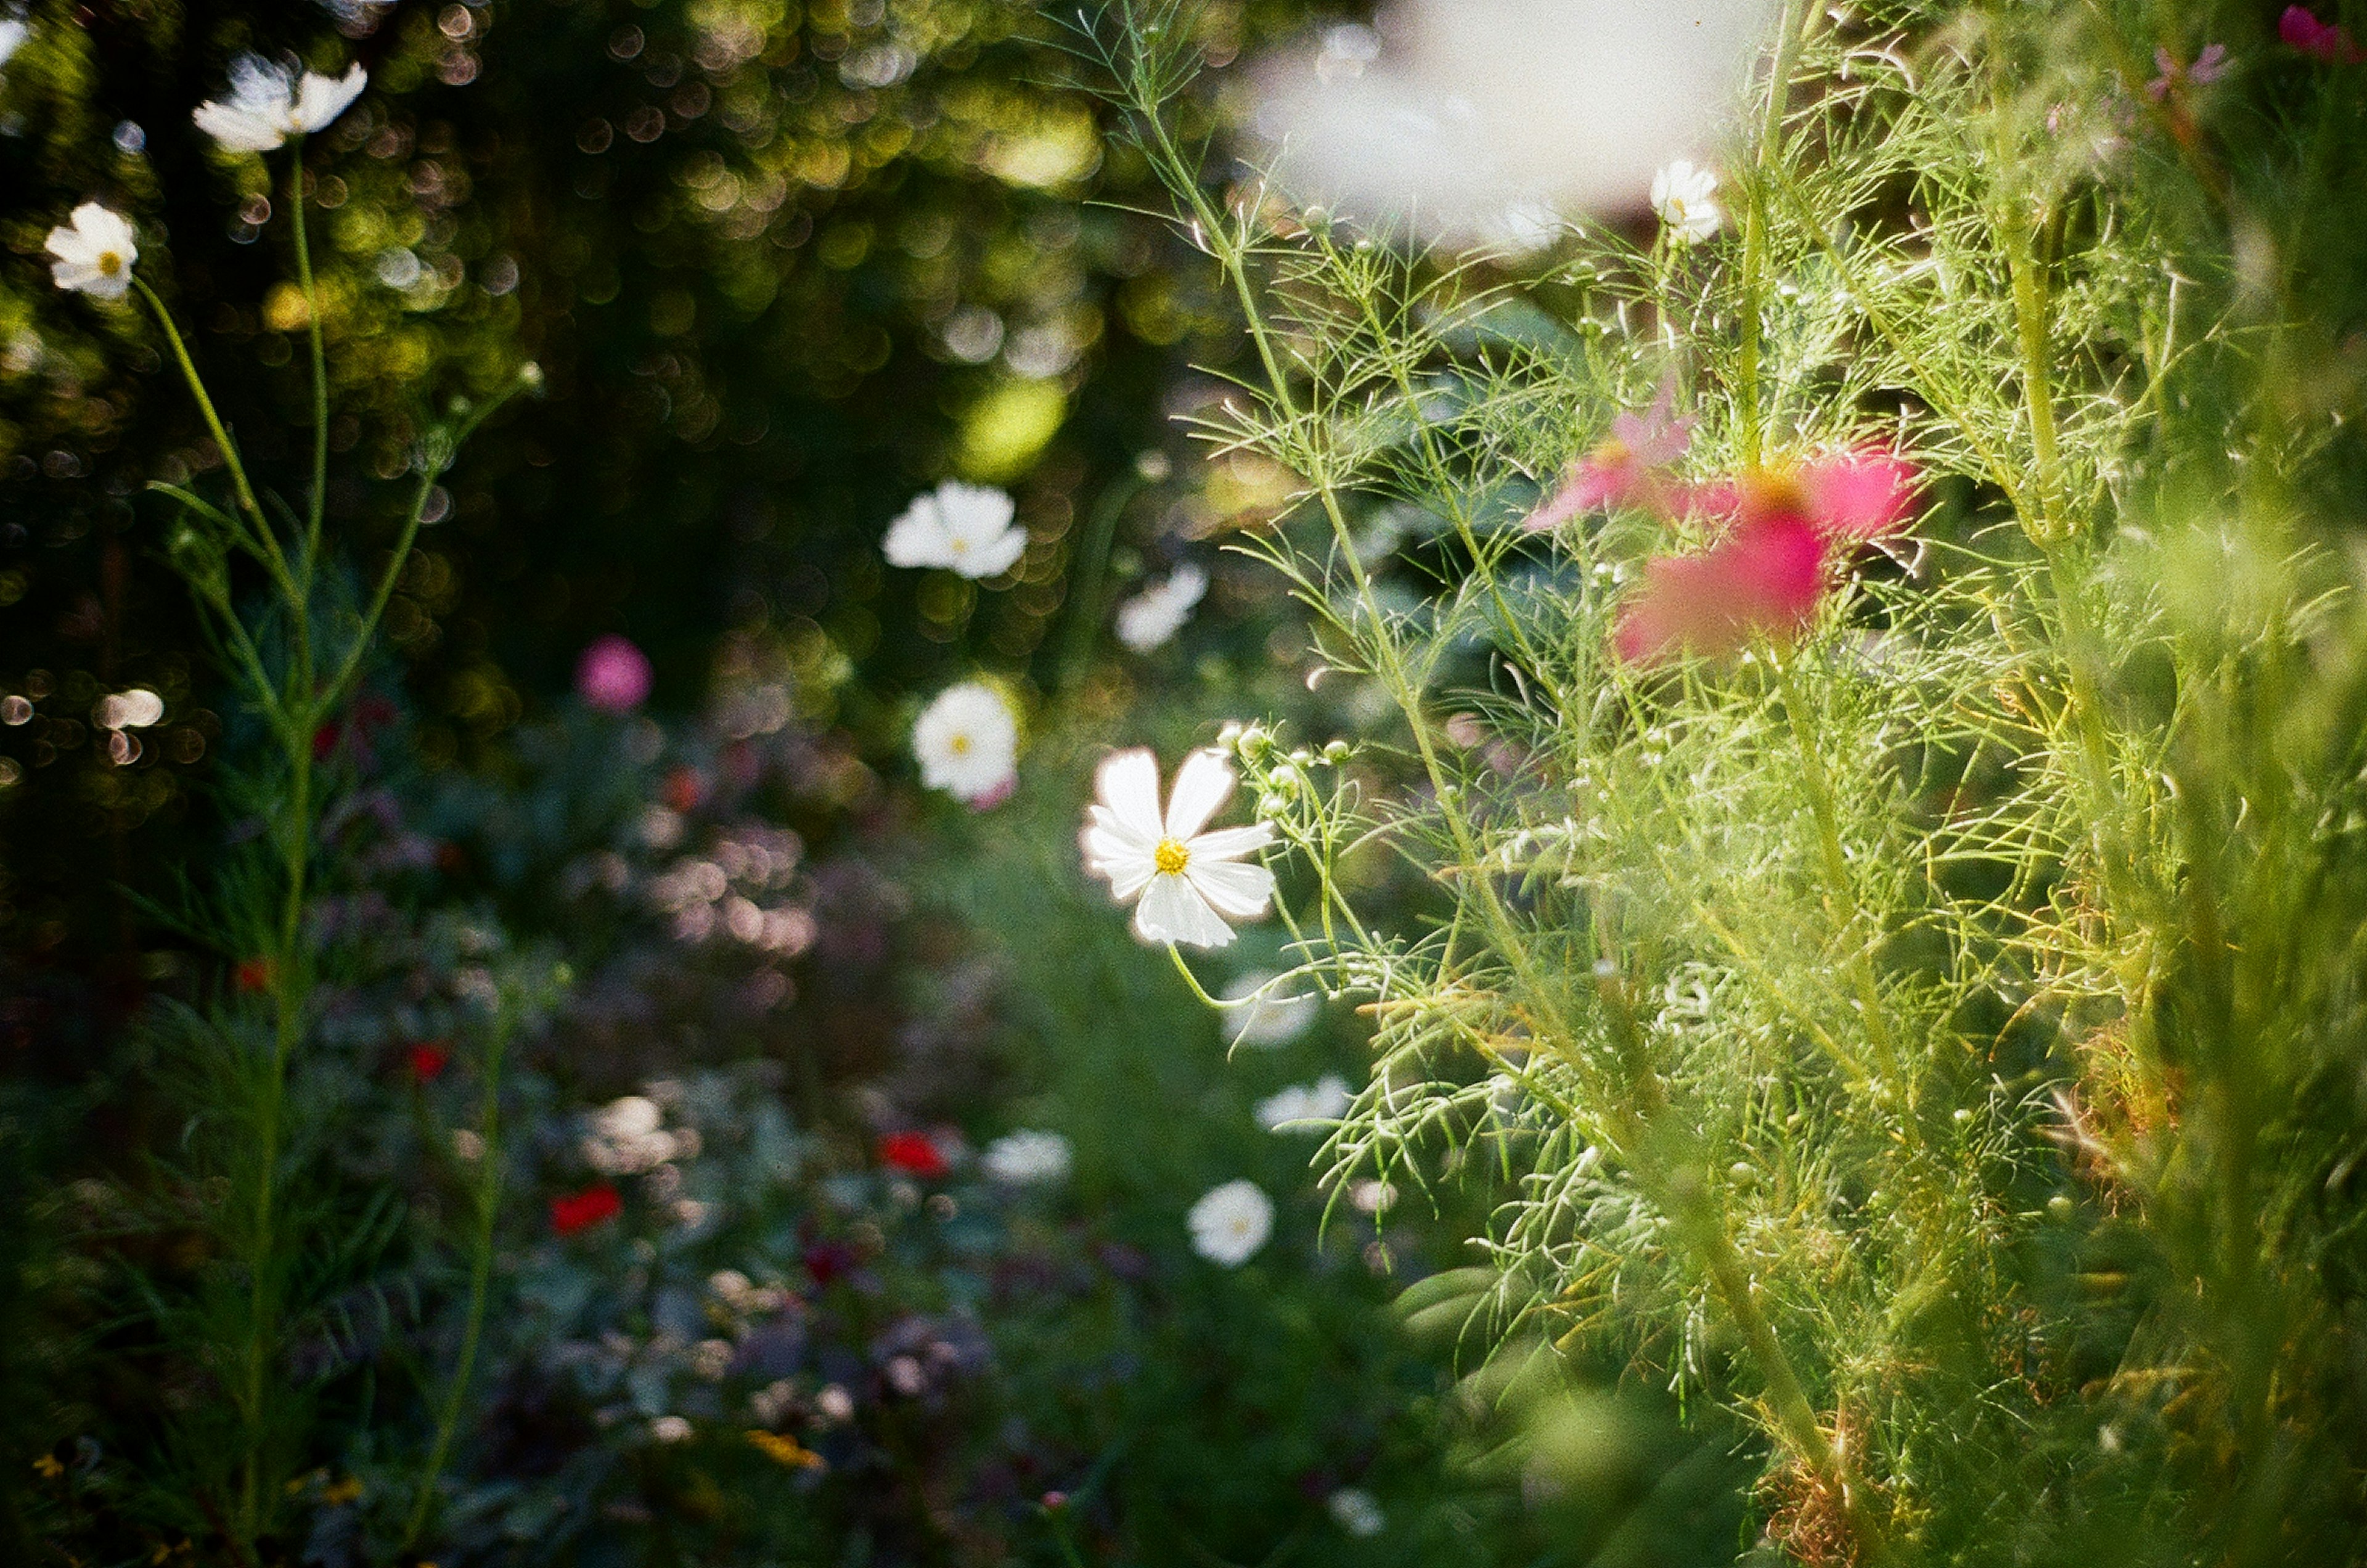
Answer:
1349 1178 1397 1214
1114 564 1209 652
882 481 1027 579
193 54 367 152
46 203 138 301
0 20 28 70
912 682 1020 806
1187 1179 1273 1267
1328 1487 1386 1538
1255 1074 1354 1133
583 1095 679 1175
1650 159 1722 244
982 1129 1073 1185
648 1415 694 1444
1220 971 1320 1048
1081 749 1277 950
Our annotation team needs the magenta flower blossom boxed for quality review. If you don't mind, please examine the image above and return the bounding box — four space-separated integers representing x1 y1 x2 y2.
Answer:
576 634 653 713
1613 449 1921 666
2146 43 2230 100
2283 7 2364 65
1524 386 1696 532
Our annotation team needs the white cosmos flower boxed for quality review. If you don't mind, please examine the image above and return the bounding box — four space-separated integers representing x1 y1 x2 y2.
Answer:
1114 564 1208 652
192 54 367 152
883 481 1026 579
0 20 28 70
1651 159 1723 244
982 1130 1073 1185
46 203 139 301
1081 748 1276 950
912 681 1020 806
1187 1179 1273 1266
1220 971 1321 1048
1251 0 1775 244
1254 1074 1354 1133
1328 1488 1387 1538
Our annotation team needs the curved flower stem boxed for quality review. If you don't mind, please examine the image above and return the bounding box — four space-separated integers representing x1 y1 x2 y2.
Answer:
1738 0 1807 470
1773 655 1899 1074
403 1007 511 1551
132 277 300 615
289 136 330 578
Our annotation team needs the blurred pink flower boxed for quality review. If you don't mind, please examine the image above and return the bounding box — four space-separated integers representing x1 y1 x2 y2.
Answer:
1613 449 1921 666
1525 386 1695 531
2147 43 2229 100
2283 7 2363 64
577 635 653 713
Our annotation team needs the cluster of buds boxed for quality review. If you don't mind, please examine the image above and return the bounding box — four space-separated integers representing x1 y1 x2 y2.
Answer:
1220 721 1354 830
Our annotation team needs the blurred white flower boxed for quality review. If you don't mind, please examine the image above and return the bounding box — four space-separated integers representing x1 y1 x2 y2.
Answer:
912 682 1020 806
1328 1487 1387 1537
1220 971 1320 1048
1114 564 1208 652
583 1094 680 1174
983 1129 1073 1185
95 688 165 730
1081 749 1275 950
0 20 28 70
46 204 138 301
648 1415 693 1444
1188 1179 1273 1266
1255 1074 1354 1133
192 54 367 152
1249 0 1774 243
883 481 1027 579
1651 159 1723 243
1350 1178 1397 1214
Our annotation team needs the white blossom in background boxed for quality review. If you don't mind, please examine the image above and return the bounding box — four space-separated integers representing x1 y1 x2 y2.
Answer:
1328 1487 1387 1538
1650 159 1723 243
1249 0 1775 245
0 20 28 70
1220 971 1320 1048
1255 1074 1354 1133
912 682 1020 806
46 204 138 301
192 54 367 152
982 1130 1073 1185
583 1094 697 1175
1114 563 1208 652
1081 749 1275 950
882 481 1027 579
1188 1179 1273 1266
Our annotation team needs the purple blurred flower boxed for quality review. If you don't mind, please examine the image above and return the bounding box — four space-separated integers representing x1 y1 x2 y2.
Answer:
2146 43 2229 100
577 635 653 713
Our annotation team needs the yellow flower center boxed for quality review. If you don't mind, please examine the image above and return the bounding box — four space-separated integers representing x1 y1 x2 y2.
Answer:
98 251 123 277
948 733 972 756
1591 435 1631 467
1154 838 1190 875
949 536 970 553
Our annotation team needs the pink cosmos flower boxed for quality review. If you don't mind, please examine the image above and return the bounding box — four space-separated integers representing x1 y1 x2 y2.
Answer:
2147 43 2230 100
1524 385 1696 531
2282 7 2364 64
576 634 653 713
1612 448 1921 666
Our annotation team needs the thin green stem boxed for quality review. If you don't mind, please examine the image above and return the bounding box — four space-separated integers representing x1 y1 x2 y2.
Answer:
1773 658 1898 1071
1738 0 1805 470
404 1011 510 1550
290 136 330 576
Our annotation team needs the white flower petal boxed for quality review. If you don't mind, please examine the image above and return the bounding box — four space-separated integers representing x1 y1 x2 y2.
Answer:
1093 748 1165 843
1135 872 1237 949
883 497 952 568
935 481 1015 536
292 63 366 133
1184 856 1274 921
960 523 1028 579
0 22 29 70
1184 823 1273 864
1163 749 1237 841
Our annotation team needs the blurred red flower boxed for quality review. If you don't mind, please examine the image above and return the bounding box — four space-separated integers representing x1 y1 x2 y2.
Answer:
234 958 276 993
878 1131 947 1178
550 1185 623 1235
408 1042 450 1082
1613 449 1921 666
663 766 706 814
